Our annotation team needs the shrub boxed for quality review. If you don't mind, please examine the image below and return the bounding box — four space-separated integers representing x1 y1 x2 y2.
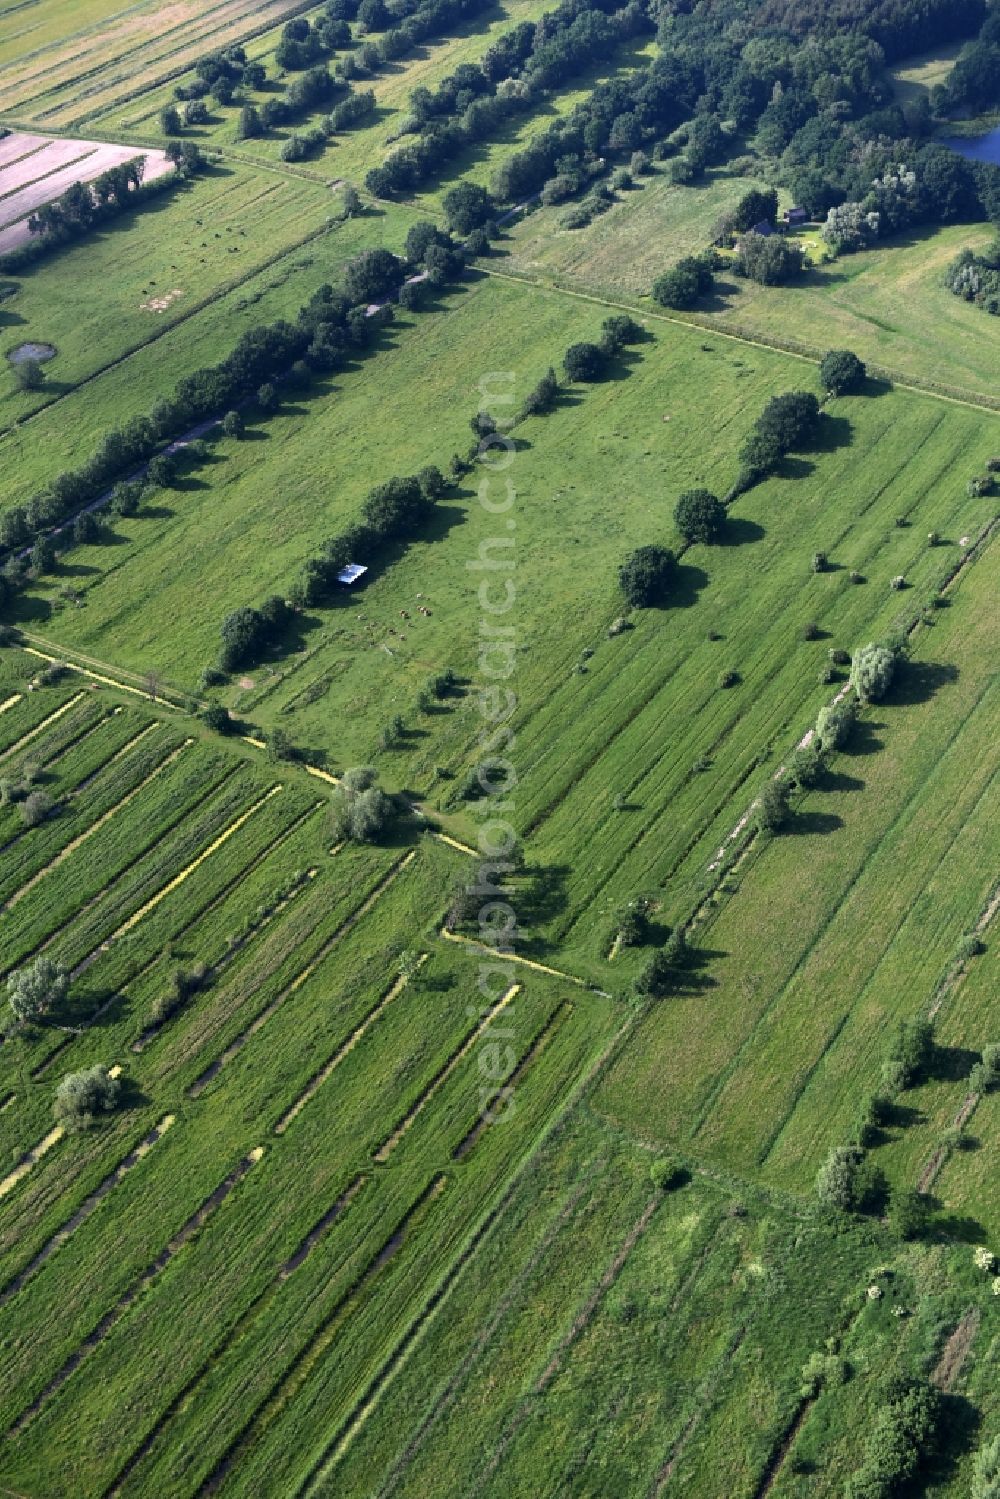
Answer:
53 1064 121 1130
718 668 740 689
635 933 689 997
972 1435 1000 1499
811 551 828 573
652 253 714 309
19 790 54 827
803 620 821 640
850 642 898 703
674 488 725 545
202 703 232 735
890 574 906 590
650 1155 686 1191
619 545 675 608
819 349 866 395
520 367 559 418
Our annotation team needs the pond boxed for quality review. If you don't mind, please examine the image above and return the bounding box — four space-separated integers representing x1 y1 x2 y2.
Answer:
7 341 56 365
938 126 1000 165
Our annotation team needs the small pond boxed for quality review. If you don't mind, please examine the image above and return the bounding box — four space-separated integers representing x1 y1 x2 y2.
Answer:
7 341 56 365
938 127 1000 165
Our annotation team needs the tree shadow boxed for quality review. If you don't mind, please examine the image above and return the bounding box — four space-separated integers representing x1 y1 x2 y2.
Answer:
929 1043 979 1083
784 809 844 836
817 765 865 793
886 659 958 707
718 516 765 546
841 718 884 757
669 560 710 610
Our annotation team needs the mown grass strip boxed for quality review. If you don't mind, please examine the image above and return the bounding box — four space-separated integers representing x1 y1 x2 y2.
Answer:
0 1114 175 1309
374 986 520 1164
274 957 428 1136
8 1145 264 1435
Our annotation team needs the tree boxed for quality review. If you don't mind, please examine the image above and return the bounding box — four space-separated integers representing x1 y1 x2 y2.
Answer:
652 254 713 309
31 535 56 575
755 390 820 454
619 545 675 607
53 1064 121 1130
815 697 856 752
73 510 100 545
237 104 262 139
850 642 897 703
257 382 277 412
344 246 400 304
221 409 244 439
202 703 232 735
972 1435 1000 1499
635 931 689 997
146 451 177 488
753 778 791 834
815 1145 862 1209
819 349 866 396
563 342 605 382
160 104 182 136
7 955 69 1027
442 181 494 235
731 186 779 233
674 488 725 545
733 232 804 286
890 1186 928 1241
331 770 396 843
520 367 559 418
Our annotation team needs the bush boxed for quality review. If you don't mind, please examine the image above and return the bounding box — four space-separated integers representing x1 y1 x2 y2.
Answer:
635 932 689 997
53 1064 121 1130
850 642 898 703
789 742 823 789
650 1155 686 1191
819 349 866 395
520 367 559 418
884 1017 935 1091
972 1435 1000 1499
812 551 828 573
19 790 54 827
733 232 804 285
202 703 232 735
890 1183 929 1240
674 488 725 545
652 253 714 309
619 545 675 608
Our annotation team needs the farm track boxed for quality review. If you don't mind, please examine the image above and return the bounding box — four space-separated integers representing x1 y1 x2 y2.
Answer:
9 1146 265 1435
474 1193 660 1494
200 1174 448 1496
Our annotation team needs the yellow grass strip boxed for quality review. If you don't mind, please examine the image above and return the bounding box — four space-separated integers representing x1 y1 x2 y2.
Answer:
241 735 266 749
374 985 520 1163
275 957 428 1134
435 832 478 857
20 647 177 705
2 738 190 913
110 785 282 938
305 764 340 786
0 691 86 764
439 927 591 987
0 1126 64 1201
0 694 22 716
